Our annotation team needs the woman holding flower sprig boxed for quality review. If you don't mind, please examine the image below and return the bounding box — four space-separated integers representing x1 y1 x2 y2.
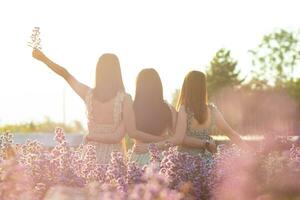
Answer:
32 49 166 164
135 71 247 157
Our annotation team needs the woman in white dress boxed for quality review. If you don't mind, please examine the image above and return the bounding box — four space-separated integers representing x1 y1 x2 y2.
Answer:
32 50 165 164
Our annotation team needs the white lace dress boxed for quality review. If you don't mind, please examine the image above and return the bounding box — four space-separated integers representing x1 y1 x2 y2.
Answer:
84 89 126 164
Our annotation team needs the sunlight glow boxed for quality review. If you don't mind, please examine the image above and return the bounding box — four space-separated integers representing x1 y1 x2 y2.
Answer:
0 0 299 125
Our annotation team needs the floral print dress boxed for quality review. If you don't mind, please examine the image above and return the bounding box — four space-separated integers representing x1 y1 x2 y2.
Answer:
179 104 217 157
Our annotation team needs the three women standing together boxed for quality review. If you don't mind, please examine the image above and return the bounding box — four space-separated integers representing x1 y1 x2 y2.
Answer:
32 50 246 166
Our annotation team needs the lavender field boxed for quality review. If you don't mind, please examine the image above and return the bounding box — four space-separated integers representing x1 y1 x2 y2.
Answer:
2 0 300 199
0 128 299 200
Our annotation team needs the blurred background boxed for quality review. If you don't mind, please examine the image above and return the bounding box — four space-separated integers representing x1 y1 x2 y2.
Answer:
0 0 299 145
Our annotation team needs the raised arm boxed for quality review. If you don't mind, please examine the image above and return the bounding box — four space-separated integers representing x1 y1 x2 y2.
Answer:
32 49 89 100
123 95 166 143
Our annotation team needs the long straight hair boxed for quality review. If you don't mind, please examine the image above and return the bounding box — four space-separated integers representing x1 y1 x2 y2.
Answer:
94 53 125 102
176 71 208 124
133 68 172 135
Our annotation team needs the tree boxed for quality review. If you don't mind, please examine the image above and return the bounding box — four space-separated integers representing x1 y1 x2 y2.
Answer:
206 48 243 98
285 78 300 104
249 29 300 86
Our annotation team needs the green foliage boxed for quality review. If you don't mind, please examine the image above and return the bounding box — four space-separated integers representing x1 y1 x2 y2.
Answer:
170 48 243 104
0 117 85 134
241 77 271 91
284 78 300 104
170 31 300 108
206 48 243 98
249 29 300 86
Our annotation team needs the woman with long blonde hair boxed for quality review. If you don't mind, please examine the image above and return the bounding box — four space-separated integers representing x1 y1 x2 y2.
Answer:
175 70 246 155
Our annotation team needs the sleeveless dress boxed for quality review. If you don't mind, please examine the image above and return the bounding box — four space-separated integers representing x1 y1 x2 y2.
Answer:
84 89 126 164
179 104 217 157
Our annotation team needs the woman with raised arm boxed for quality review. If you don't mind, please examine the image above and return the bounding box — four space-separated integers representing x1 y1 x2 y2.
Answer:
32 50 165 164
135 70 246 156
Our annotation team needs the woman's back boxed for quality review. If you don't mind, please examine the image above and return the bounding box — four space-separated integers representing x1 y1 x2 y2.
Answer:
180 104 217 155
187 104 216 134
133 68 173 137
85 89 125 133
85 89 127 163
189 109 212 130
90 99 115 123
134 101 173 136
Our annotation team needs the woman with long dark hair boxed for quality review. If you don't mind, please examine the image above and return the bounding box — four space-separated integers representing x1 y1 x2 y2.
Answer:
130 68 175 165
32 50 165 164
135 70 246 156
131 69 221 165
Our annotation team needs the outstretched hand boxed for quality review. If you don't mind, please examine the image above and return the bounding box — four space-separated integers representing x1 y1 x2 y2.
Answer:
32 49 47 62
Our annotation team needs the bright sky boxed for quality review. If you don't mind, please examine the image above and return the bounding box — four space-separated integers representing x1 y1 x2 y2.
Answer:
0 0 299 126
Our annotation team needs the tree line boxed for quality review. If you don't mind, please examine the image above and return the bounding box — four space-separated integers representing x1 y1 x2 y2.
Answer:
0 117 85 134
173 28 300 106
172 29 300 136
